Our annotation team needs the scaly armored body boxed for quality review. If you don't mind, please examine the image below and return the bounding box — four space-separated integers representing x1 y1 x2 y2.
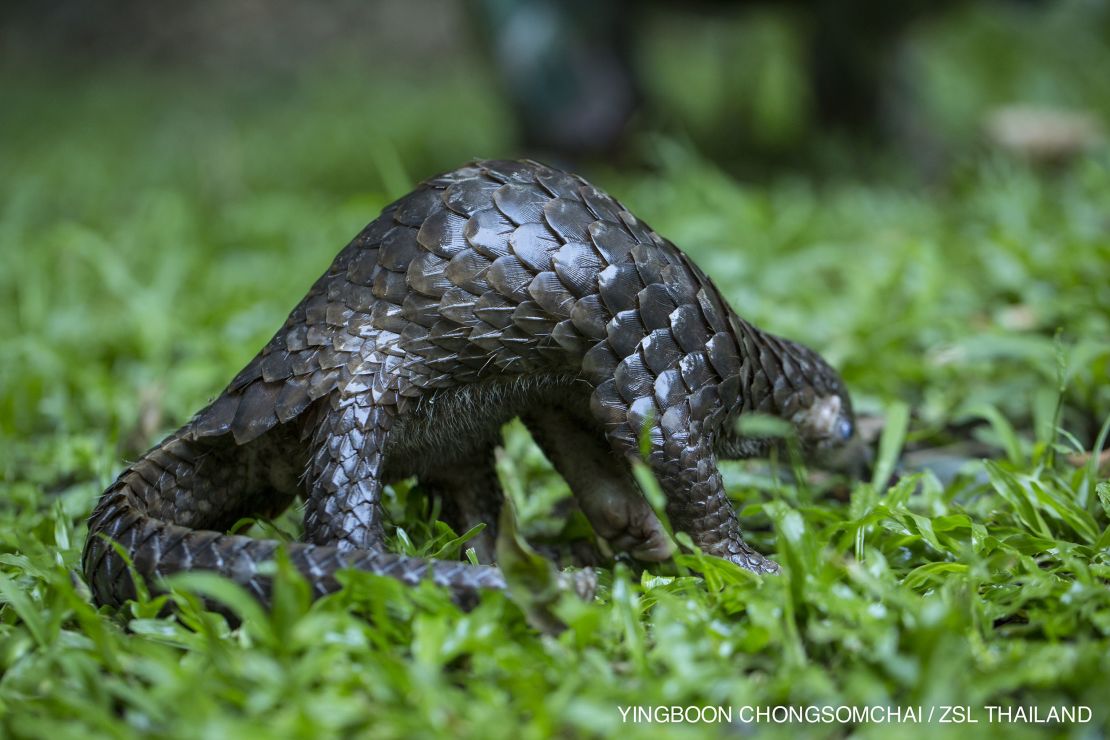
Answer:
83 159 854 608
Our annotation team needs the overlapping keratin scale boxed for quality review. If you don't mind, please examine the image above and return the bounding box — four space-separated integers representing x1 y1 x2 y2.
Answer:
87 158 805 611
192 159 753 457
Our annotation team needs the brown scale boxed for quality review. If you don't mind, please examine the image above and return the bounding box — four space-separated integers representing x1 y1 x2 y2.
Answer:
83 159 855 610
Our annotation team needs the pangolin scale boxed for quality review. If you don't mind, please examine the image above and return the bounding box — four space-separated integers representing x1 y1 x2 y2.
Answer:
83 159 854 609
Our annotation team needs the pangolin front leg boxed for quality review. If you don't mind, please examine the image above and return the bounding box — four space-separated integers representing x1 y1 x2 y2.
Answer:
524 407 672 563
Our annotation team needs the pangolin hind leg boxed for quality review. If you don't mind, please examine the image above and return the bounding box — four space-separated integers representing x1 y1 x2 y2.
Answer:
415 439 604 569
303 393 392 551
83 419 510 609
299 387 524 598
420 448 503 563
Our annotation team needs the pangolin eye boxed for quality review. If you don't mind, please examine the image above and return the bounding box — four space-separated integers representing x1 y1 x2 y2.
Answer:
837 418 854 440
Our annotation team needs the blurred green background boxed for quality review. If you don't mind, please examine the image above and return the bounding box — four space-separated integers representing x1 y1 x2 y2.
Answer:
1 1 1109 737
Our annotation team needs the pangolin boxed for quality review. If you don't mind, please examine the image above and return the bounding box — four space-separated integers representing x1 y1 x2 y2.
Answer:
83 159 854 609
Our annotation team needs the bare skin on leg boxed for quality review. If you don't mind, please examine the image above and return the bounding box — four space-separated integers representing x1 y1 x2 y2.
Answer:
421 450 503 563
525 408 673 563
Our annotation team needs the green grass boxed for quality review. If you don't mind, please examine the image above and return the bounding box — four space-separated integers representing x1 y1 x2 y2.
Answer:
3 7 1110 737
